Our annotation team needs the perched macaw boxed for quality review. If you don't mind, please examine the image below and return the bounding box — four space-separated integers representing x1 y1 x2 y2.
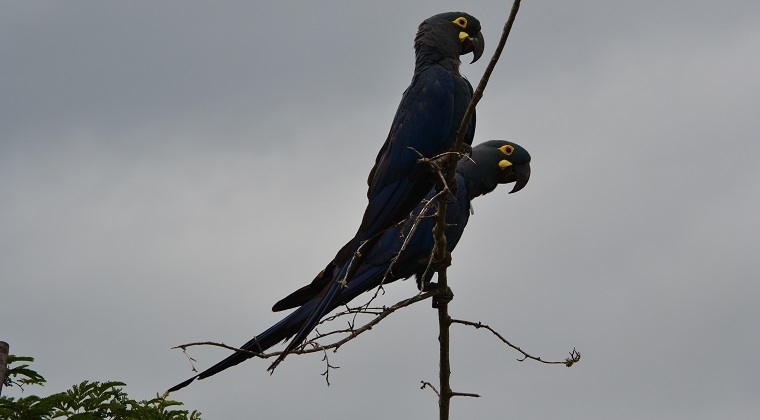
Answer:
274 12 485 367
167 140 531 393
360 11 484 240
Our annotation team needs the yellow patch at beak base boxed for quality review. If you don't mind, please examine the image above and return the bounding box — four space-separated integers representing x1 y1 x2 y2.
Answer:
499 159 512 170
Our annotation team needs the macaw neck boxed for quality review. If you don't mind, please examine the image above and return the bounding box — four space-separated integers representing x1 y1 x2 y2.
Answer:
414 28 462 72
456 165 499 200
465 178 498 200
415 52 461 73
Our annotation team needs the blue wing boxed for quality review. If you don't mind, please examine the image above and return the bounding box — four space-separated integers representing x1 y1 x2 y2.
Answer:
168 175 471 392
361 65 461 240
274 65 475 366
170 65 478 389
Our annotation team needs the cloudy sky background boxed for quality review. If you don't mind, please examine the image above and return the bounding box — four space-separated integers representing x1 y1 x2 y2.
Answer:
2 0 759 418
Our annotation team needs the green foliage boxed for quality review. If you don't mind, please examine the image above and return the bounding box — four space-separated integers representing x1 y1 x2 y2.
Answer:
0 394 57 419
3 355 47 389
0 355 201 419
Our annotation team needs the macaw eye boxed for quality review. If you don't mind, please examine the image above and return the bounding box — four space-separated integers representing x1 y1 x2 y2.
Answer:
499 144 515 156
499 159 512 170
453 17 468 29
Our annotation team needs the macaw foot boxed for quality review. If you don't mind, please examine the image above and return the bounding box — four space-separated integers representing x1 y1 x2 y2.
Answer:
429 153 450 168
432 251 453 270
416 251 454 291
418 279 454 307
432 285 454 308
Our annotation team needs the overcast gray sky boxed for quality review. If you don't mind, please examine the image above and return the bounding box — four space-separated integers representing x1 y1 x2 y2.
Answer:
2 1 759 418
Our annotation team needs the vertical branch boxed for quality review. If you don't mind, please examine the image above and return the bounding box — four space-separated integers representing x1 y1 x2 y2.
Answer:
433 1 522 419
432 179 453 420
454 0 522 152
437 296 453 419
0 341 9 396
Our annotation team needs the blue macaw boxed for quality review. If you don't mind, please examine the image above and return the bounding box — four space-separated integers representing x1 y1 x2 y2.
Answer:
272 12 485 368
167 140 531 392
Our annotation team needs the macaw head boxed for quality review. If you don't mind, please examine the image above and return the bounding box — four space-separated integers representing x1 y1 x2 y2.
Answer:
415 12 485 65
457 140 531 198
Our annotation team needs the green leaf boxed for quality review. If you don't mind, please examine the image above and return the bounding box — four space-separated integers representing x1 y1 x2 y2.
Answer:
4 355 47 389
2 355 202 419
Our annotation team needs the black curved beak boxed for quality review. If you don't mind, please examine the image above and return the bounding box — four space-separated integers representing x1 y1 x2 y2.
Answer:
508 162 530 194
461 30 485 63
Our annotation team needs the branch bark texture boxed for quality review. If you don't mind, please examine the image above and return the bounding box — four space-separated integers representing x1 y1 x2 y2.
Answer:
0 341 8 397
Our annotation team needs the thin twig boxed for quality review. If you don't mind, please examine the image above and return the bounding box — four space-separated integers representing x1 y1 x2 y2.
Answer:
451 319 581 366
173 291 435 361
316 343 339 386
450 392 482 398
454 0 522 152
420 381 441 397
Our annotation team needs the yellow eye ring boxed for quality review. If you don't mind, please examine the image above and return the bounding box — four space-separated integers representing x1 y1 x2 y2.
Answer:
453 17 468 29
499 144 515 156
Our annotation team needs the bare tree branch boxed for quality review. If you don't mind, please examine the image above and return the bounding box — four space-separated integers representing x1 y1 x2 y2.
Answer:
431 2 523 419
173 291 436 365
420 381 441 397
454 0 523 153
316 343 340 386
451 319 581 366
